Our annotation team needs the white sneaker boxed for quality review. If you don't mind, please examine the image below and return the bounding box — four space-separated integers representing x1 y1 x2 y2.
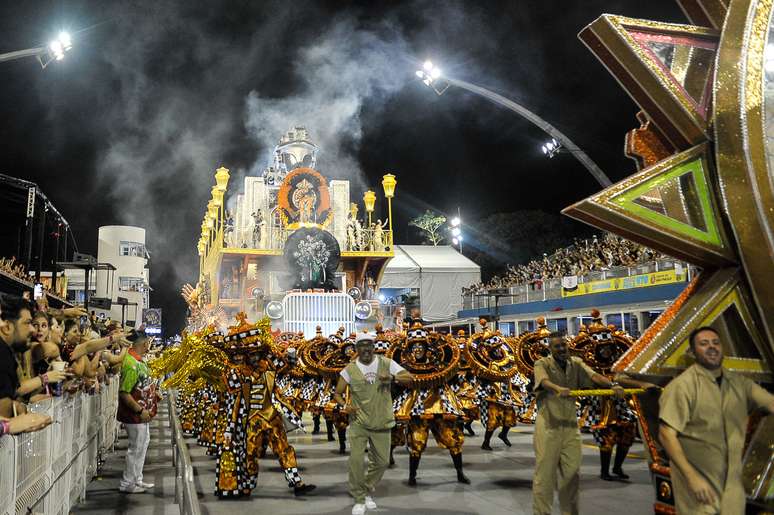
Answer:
119 484 146 493
137 481 155 489
352 503 366 515
365 496 377 509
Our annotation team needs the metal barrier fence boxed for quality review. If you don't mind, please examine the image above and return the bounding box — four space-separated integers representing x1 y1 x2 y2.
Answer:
167 390 201 515
462 259 692 310
0 379 120 515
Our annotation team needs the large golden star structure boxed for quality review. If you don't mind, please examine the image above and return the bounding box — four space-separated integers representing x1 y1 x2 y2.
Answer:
563 1 774 511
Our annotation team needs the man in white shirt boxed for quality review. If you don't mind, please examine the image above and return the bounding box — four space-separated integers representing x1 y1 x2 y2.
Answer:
334 333 412 515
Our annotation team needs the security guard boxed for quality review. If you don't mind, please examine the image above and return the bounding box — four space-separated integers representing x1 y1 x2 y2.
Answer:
532 332 624 515
659 326 774 514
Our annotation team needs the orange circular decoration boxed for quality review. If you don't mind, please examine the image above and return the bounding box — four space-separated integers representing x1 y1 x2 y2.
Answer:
277 167 333 229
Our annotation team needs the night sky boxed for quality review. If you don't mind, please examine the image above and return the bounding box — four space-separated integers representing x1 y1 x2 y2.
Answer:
0 0 686 333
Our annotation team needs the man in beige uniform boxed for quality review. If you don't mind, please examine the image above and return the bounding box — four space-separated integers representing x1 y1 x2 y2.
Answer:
532 332 625 515
334 334 413 515
659 326 774 515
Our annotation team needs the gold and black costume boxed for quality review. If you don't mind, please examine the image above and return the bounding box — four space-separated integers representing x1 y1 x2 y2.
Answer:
152 315 315 498
388 320 469 485
466 320 526 450
304 327 354 453
570 310 637 481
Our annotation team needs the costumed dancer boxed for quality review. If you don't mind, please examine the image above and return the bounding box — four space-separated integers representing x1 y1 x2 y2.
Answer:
215 315 315 497
389 320 470 486
569 309 656 481
513 317 552 425
467 319 524 450
303 327 350 451
450 329 479 437
316 333 359 454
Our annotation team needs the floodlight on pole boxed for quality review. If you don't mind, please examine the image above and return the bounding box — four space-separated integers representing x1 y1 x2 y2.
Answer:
542 138 563 158
415 60 450 95
0 31 73 69
451 217 460 227
414 59 612 187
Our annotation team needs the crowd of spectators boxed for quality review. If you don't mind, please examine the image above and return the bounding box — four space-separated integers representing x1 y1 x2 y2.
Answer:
463 233 666 296
0 292 134 437
0 257 31 283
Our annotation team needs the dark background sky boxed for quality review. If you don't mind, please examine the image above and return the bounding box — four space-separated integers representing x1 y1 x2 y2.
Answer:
0 0 686 333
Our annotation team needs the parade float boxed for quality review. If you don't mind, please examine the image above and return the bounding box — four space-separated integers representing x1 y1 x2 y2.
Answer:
567 1 774 511
186 127 397 337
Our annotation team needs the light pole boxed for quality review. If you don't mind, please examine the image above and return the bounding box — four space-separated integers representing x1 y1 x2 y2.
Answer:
0 32 73 68
415 60 612 188
449 209 464 253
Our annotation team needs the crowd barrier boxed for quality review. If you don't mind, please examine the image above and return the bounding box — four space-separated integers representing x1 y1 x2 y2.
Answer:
0 379 120 515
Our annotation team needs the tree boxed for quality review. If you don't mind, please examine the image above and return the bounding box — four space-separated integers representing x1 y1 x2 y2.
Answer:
409 210 447 246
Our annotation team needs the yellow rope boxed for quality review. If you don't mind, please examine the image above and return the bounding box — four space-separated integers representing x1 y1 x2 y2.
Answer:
568 388 647 397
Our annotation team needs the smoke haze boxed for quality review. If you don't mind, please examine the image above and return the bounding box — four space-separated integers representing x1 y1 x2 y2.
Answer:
0 0 688 332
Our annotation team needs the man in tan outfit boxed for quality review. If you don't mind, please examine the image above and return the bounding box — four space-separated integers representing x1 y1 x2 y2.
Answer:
532 332 625 515
659 326 774 514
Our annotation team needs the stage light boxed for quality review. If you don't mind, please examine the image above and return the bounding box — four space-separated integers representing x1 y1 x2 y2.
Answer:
450 217 460 227
452 227 461 237
542 138 562 158
452 237 459 245
423 60 433 71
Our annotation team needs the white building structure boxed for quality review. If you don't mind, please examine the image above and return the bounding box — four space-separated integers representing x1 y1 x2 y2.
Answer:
95 225 150 325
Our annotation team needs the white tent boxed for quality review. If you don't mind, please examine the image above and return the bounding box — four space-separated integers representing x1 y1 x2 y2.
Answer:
380 245 481 322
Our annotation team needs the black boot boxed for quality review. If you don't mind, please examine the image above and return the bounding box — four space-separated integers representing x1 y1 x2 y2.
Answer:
612 445 631 480
293 483 317 496
464 421 475 436
326 420 335 442
312 414 320 434
338 428 347 455
497 427 512 447
389 446 396 468
408 455 421 486
451 453 470 484
481 430 494 451
599 450 614 481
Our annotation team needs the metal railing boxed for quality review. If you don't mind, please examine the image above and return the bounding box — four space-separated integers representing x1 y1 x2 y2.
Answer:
167 391 201 515
1 380 119 515
229 224 393 253
462 259 692 310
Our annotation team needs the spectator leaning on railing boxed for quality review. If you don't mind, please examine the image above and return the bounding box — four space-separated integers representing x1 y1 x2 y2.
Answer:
0 293 64 433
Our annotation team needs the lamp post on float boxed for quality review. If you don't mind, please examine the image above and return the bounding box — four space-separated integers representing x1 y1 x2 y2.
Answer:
215 166 230 236
207 202 217 247
363 190 376 227
212 186 224 239
381 174 397 249
415 60 612 188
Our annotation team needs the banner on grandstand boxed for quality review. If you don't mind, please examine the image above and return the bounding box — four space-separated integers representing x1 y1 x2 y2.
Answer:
561 276 578 290
561 268 686 298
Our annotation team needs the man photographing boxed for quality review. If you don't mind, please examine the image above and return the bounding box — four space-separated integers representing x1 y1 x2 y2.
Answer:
532 332 625 515
334 333 412 515
659 326 774 514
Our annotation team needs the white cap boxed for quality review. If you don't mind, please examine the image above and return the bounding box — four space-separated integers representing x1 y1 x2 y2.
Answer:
355 333 376 345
